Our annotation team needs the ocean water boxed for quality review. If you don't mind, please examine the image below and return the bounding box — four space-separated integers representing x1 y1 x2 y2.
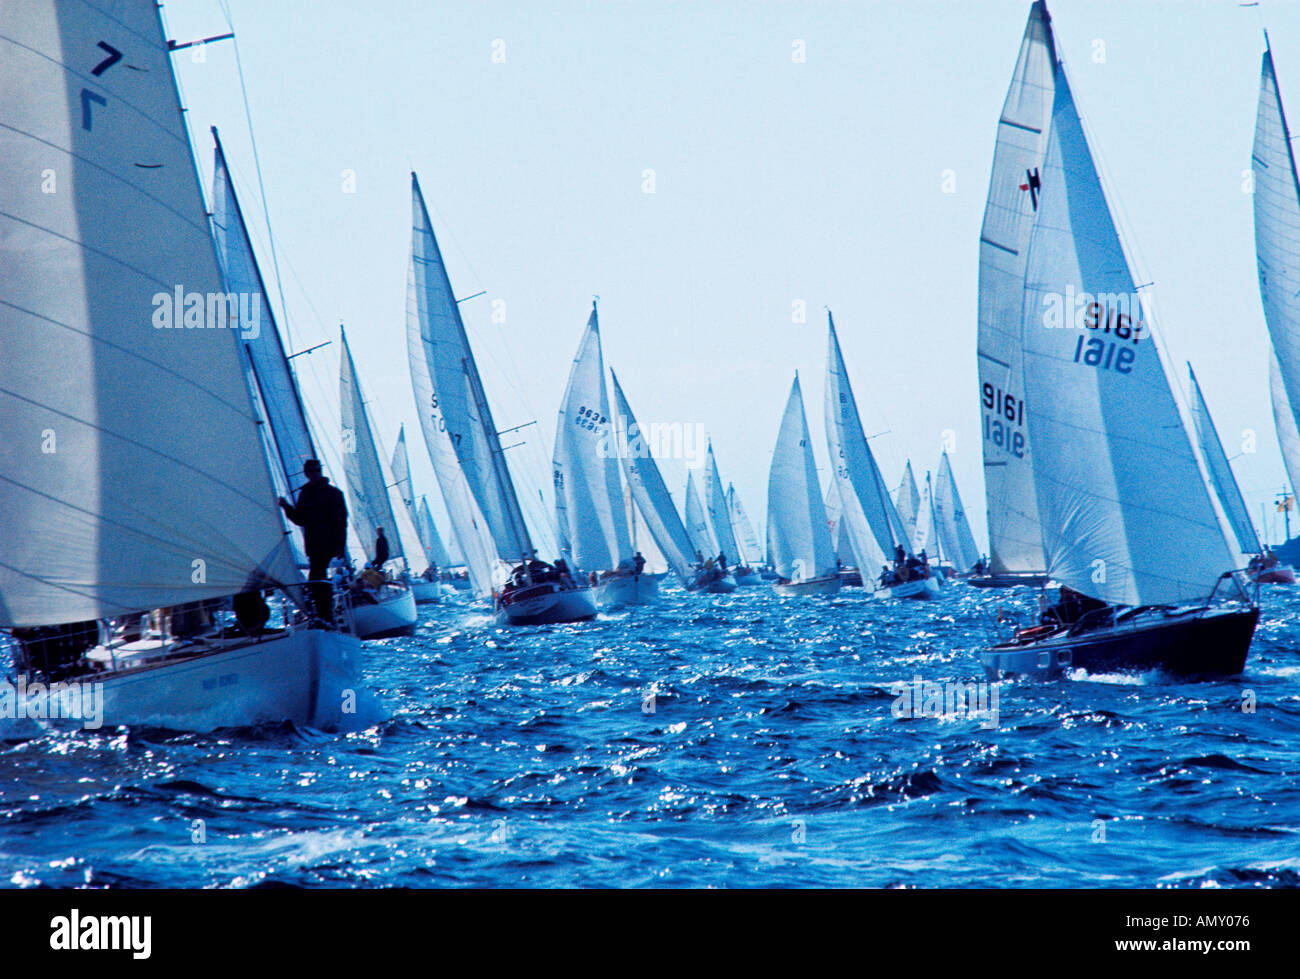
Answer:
2 581 1298 889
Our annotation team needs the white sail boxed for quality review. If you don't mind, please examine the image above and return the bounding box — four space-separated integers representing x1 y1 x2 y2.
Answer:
609 372 698 582
553 304 631 572
1019 58 1235 606
417 496 453 570
769 376 837 582
0 1 301 627
406 174 500 596
977 0 1055 576
387 424 438 572
339 330 406 569
684 470 717 562
1270 348 1300 498
407 173 532 566
932 452 981 571
894 462 923 553
825 312 907 567
1188 367 1259 556
704 443 742 565
727 484 764 567
1253 40 1300 442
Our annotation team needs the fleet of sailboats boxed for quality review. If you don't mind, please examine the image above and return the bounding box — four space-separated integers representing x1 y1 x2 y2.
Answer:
3 0 1293 739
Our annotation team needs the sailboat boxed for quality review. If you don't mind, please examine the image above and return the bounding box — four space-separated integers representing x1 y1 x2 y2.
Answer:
769 376 841 595
609 371 716 591
727 483 767 580
981 2 1258 679
704 444 761 585
894 462 924 556
553 302 657 606
406 174 594 625
338 329 419 637
931 452 981 576
684 470 737 592
971 0 1054 591
389 426 446 602
0 0 372 731
1251 34 1300 579
825 312 938 598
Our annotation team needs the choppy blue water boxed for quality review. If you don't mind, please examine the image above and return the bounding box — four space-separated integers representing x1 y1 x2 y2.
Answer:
2 581 1298 888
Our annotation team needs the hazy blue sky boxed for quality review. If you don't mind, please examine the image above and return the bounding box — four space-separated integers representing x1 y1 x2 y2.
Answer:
164 0 1300 558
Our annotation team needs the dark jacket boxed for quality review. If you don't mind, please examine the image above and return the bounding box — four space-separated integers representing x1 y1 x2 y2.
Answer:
374 531 390 568
281 477 348 560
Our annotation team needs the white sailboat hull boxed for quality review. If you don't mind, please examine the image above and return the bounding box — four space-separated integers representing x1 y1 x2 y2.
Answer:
10 630 373 734
496 583 597 625
876 576 941 600
595 573 662 607
409 579 441 604
732 568 763 586
348 586 418 639
773 574 841 597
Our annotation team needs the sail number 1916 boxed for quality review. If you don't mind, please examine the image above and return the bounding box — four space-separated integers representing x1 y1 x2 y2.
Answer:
982 383 1025 459
1072 302 1142 375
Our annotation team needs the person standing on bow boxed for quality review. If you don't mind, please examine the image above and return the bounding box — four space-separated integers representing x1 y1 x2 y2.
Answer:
278 458 348 625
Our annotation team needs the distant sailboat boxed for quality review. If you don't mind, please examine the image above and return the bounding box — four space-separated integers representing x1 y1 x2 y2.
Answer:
704 444 760 584
931 452 981 575
894 462 924 557
825 312 937 598
609 371 717 591
388 425 445 603
0 0 370 731
338 329 419 637
553 302 657 606
982 4 1258 678
726 483 766 576
972 0 1054 590
768 376 841 596
406 173 594 624
684 470 736 592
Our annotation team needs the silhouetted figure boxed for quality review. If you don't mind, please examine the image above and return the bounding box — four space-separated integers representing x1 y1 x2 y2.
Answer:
633 552 646 576
279 458 348 625
894 543 906 566
372 527 390 570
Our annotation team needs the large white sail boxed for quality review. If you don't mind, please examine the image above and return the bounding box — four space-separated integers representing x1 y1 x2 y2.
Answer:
977 0 1055 577
769 376 837 582
1253 40 1300 435
339 330 406 569
825 312 907 566
727 484 764 567
1270 349 1300 498
407 173 532 566
553 304 631 572
933 452 981 571
406 174 501 596
704 443 742 565
609 372 698 582
1019 58 1235 606
1187 367 1259 557
684 470 717 562
0 1 300 627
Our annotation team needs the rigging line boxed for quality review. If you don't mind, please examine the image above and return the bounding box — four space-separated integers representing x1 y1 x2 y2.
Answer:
219 0 295 353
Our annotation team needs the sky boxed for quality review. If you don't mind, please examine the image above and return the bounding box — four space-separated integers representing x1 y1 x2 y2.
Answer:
162 0 1300 560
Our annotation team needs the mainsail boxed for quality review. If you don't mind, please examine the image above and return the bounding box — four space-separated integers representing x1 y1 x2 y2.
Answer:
727 484 764 568
0 1 300 626
339 329 407 570
1270 349 1300 497
932 452 981 571
406 173 503 595
407 172 532 566
825 312 908 567
684 470 717 562
1019 55 1235 606
977 0 1055 577
609 371 698 582
894 462 923 553
1188 366 1259 556
553 304 631 572
769 376 837 583
704 443 742 565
